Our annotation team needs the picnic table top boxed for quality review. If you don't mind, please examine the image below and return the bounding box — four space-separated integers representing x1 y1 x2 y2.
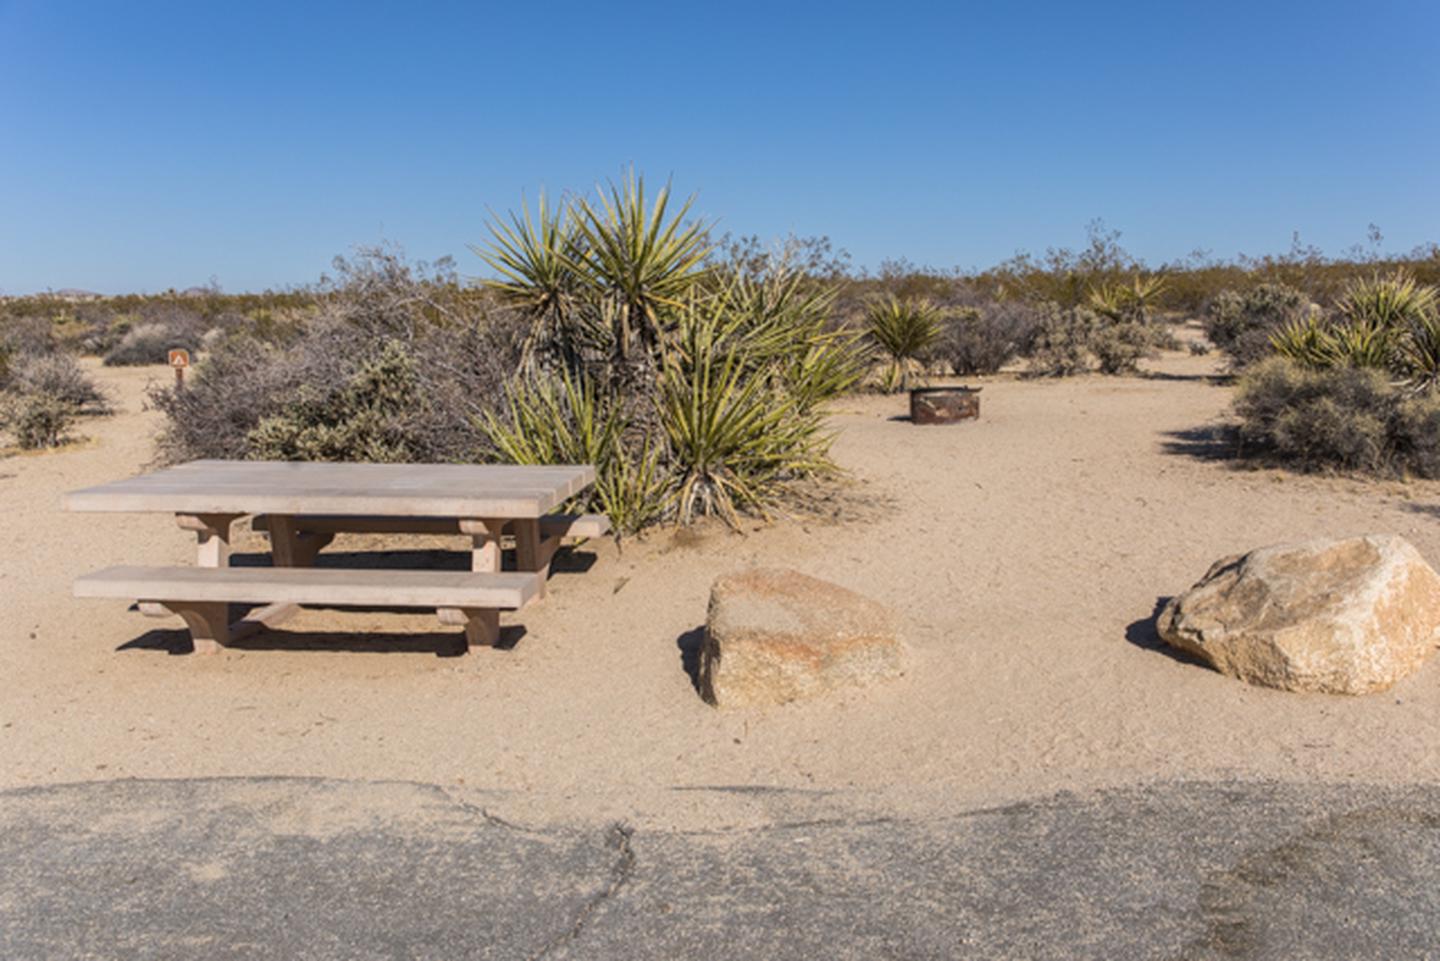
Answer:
63 460 597 519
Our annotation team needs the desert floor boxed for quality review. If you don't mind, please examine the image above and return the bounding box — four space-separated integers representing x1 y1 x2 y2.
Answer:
5 341 1440 831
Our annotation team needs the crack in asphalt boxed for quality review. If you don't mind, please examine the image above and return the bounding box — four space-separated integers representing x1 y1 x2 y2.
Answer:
528 822 636 961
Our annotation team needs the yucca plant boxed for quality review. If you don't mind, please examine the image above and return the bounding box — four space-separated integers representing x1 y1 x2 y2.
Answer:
1087 274 1167 323
865 295 941 392
1270 313 1339 369
570 171 714 364
660 304 830 527
1397 312 1440 393
474 191 583 372
711 266 865 412
1337 271 1439 329
477 370 673 535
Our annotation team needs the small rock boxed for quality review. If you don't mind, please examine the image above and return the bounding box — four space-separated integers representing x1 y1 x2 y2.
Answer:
1158 534 1440 694
699 568 903 708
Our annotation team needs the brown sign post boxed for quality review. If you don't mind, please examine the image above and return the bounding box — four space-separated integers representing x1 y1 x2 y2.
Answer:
168 348 190 386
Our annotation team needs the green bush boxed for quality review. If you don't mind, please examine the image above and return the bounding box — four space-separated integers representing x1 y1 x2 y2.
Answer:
104 321 203 366
9 354 110 414
245 340 420 462
864 294 941 391
1205 283 1309 369
2 392 77 449
1233 357 1440 476
1026 305 1097 376
150 248 523 465
938 302 1042 375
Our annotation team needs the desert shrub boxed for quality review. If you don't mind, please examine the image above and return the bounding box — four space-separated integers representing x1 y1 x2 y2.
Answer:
938 302 1043 375
1205 283 1309 369
1026 304 1097 376
1233 357 1440 476
1 392 76 449
103 320 203 366
0 348 111 449
9 353 110 414
864 295 941 391
245 339 422 462
150 248 522 465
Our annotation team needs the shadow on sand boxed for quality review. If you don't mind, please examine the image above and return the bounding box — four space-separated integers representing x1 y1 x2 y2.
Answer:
1123 596 1209 668
676 626 704 694
1158 425 1243 464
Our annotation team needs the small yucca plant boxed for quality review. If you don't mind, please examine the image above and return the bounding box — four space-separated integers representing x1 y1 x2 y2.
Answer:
478 371 673 535
865 295 941 392
1269 313 1339 369
659 305 829 527
1337 271 1439 330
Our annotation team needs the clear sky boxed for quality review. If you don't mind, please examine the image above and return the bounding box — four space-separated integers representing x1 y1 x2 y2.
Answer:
2 0 1437 294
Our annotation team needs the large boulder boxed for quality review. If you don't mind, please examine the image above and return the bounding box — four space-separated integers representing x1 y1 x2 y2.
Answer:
1158 534 1440 694
699 568 904 708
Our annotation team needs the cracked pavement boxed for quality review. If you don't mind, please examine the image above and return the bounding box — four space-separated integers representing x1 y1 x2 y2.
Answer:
4 777 1440 959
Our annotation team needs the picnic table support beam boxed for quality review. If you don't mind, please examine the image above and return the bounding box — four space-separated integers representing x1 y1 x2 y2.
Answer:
513 519 557 599
459 518 509 574
265 514 333 568
158 601 230 655
438 607 500 648
176 513 241 569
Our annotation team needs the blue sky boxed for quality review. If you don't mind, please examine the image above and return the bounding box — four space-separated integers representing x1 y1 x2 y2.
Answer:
2 0 1437 293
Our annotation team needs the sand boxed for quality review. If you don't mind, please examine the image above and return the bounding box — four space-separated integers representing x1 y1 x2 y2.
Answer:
4 344 1440 831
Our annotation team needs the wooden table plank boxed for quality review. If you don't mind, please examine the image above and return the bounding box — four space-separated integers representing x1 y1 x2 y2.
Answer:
63 461 596 518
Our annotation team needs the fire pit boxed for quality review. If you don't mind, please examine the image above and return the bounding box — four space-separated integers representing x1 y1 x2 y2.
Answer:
909 386 981 425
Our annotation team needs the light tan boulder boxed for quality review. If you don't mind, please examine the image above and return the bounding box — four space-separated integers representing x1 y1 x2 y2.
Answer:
699 568 904 708
1158 534 1440 694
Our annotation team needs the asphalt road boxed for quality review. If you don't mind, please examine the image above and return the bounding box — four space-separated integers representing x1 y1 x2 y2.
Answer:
3 777 1439 959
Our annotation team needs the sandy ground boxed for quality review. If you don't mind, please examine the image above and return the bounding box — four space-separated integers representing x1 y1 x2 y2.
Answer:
4 347 1440 831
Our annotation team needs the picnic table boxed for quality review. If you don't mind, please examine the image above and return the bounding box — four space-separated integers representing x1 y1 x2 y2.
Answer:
64 460 609 653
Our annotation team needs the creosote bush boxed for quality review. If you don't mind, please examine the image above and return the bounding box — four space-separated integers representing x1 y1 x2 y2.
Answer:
150 247 522 465
937 302 1043 375
1204 283 1309 369
1234 357 1440 476
0 342 110 450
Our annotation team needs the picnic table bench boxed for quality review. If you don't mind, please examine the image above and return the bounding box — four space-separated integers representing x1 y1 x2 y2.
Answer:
65 460 609 653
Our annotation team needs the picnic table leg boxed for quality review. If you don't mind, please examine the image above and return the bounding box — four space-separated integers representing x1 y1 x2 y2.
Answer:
264 514 331 567
176 513 240 568
459 518 509 573
438 607 500 648
165 602 231 655
512 518 552 598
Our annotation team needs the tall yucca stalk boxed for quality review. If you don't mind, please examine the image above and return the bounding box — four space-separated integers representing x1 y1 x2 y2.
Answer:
570 172 714 364
865 294 941 392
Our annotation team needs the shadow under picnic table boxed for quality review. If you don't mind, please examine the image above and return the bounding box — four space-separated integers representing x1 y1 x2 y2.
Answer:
117 617 527 657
